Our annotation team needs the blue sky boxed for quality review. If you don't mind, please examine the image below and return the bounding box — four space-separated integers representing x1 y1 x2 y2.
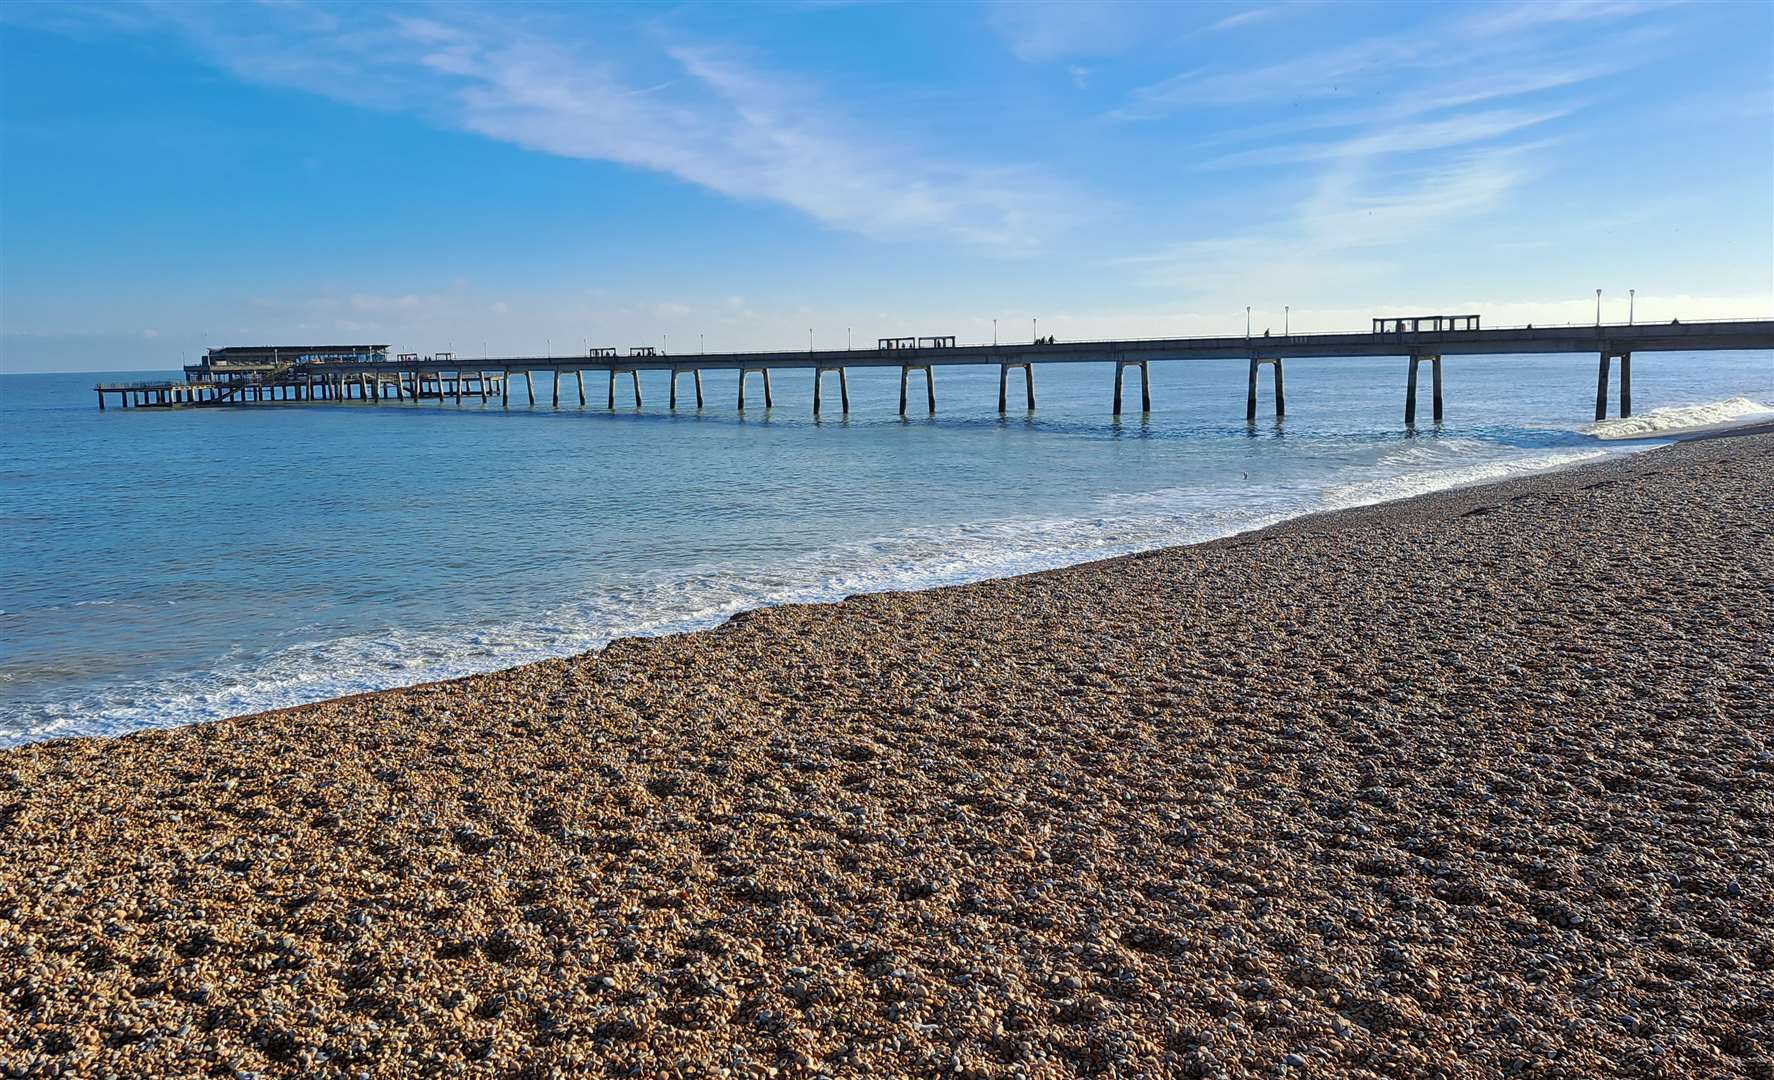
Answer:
1 0 1770 372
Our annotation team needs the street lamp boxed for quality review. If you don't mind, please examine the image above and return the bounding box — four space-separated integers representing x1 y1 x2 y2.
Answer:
1246 306 1251 337
1595 289 1602 327
1033 317 1039 343
1629 289 1635 325
847 327 852 350
1284 306 1290 335
993 318 997 346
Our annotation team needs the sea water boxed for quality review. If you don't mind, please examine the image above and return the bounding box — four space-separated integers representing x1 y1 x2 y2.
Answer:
2 352 1768 747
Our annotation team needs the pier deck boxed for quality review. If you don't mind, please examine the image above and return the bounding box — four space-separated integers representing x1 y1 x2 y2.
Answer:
96 317 1773 423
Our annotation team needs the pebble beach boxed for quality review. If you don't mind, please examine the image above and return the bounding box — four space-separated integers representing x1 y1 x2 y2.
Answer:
2 430 1770 1079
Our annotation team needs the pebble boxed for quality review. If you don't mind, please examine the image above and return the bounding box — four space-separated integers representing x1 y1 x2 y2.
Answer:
3 433 1770 1079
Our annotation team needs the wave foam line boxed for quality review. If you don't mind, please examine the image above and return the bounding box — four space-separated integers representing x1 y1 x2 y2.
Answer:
1583 397 1771 441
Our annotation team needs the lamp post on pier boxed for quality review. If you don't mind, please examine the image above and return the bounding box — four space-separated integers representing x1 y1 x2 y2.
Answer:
1284 306 1290 335
1595 289 1602 327
1629 289 1635 325
1246 306 1251 338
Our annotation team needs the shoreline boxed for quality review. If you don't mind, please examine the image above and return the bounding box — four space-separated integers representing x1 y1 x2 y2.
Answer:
3 430 1770 1078
12 420 1768 750
98 423 1774 742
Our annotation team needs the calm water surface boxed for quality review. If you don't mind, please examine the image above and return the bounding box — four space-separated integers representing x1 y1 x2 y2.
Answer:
2 352 1769 745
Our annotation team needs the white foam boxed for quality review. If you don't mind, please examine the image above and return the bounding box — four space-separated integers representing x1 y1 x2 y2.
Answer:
1321 447 1611 507
1582 397 1772 441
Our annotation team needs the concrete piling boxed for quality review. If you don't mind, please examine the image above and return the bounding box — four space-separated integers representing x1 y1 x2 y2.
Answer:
1404 354 1443 425
1112 360 1150 415
813 367 850 416
1595 350 1633 420
608 368 642 408
1246 358 1284 421
738 368 773 410
669 368 705 409
998 362 1035 412
898 365 935 416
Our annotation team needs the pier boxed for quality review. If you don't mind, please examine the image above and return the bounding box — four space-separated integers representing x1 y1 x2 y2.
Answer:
95 317 1773 424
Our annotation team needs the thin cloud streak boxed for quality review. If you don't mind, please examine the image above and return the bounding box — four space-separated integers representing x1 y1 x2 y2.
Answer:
113 3 1077 252
1201 108 1571 169
1110 0 1678 300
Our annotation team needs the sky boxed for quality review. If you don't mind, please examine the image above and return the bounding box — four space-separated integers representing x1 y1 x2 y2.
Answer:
1 0 1770 373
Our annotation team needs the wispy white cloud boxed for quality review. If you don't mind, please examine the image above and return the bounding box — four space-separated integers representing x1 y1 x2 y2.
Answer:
1114 3 1651 120
1111 0 1681 297
1201 7 1280 34
986 0 1151 62
1459 0 1673 38
1203 107 1571 168
59 2 1075 253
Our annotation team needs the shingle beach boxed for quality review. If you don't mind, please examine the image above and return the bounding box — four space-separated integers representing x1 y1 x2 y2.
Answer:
3 432 1770 1080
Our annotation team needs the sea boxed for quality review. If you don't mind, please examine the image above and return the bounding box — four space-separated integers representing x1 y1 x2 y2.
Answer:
2 352 1769 748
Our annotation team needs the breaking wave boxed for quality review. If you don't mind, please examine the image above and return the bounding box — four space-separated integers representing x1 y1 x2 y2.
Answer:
1583 397 1772 441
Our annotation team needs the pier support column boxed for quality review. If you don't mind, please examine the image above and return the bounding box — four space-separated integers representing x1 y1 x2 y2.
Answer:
1112 360 1150 415
813 367 850 417
1247 358 1283 421
1593 350 1633 420
738 368 773 410
1404 355 1447 425
552 370 561 408
998 362 1035 412
575 370 586 407
479 372 489 404
1595 351 1611 421
608 368 642 407
898 365 935 416
669 368 705 409
1405 357 1420 425
524 370 535 406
